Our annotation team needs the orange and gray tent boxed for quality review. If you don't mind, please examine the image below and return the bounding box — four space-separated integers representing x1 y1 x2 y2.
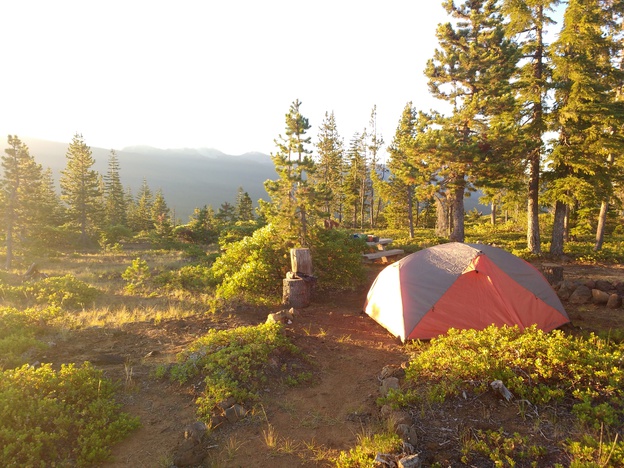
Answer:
364 242 569 341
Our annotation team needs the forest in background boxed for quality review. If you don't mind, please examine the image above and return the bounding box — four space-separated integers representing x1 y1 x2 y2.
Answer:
2 0 624 271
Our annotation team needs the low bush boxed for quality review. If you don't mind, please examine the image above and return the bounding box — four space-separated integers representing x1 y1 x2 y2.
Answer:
0 275 99 309
0 362 140 466
162 322 307 420
0 306 63 368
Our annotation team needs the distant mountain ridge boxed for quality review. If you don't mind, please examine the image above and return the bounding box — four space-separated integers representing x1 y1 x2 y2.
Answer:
16 137 276 221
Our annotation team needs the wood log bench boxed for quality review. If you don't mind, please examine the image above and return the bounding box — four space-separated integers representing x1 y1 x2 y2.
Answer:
362 249 405 262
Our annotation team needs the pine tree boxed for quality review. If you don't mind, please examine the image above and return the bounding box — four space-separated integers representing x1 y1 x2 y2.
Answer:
502 0 560 254
384 104 427 238
103 149 127 227
233 187 254 222
343 133 368 229
264 99 317 245
1 135 44 268
548 0 624 255
366 106 385 229
187 205 218 243
313 111 345 223
151 189 171 237
425 0 518 242
129 178 153 232
60 133 102 245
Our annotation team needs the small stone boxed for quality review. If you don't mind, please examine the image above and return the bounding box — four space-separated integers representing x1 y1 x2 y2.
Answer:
557 280 577 301
183 421 207 445
595 280 613 292
592 289 610 304
569 285 592 304
379 377 400 396
607 294 622 309
398 453 422 468
224 404 246 423
387 410 412 429
395 424 418 445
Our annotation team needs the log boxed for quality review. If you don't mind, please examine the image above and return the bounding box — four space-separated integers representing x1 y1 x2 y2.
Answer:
282 278 311 308
290 248 312 276
541 263 564 285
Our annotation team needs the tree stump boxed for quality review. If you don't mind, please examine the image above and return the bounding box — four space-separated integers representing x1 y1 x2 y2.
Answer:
282 278 311 308
291 248 312 275
282 248 315 308
541 263 564 285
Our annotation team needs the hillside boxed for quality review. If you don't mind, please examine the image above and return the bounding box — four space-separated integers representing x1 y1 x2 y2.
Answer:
16 137 276 221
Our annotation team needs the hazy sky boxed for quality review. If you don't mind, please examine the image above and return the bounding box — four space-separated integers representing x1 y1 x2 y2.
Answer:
0 1 563 157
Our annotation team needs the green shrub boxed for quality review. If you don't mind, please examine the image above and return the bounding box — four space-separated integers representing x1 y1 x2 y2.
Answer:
26 275 99 309
154 264 216 292
335 431 402 468
121 258 151 293
0 362 140 466
308 227 366 290
212 224 290 304
164 322 305 420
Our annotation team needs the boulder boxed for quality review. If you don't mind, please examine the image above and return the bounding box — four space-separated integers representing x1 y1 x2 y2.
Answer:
569 285 592 304
595 280 613 292
398 453 422 468
380 377 400 396
592 289 610 304
266 308 295 324
607 294 622 309
224 404 247 423
557 280 577 301
584 279 596 290
395 424 418 445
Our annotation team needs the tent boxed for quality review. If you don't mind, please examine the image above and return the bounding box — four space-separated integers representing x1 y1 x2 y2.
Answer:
364 242 569 341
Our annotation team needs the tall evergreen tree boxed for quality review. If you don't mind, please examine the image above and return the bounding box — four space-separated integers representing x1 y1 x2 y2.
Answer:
60 133 102 246
129 178 153 232
366 105 385 228
502 0 560 254
264 99 317 245
343 132 368 229
151 188 171 237
1 135 44 268
103 149 127 227
548 0 624 255
234 187 255 221
385 104 421 238
425 0 518 242
313 111 345 223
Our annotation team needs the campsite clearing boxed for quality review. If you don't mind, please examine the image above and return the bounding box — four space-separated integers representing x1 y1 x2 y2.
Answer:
37 261 624 467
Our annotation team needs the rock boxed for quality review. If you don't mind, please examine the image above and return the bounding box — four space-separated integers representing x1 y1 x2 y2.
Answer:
379 364 405 380
592 289 610 304
387 410 412 429
595 280 613 292
183 421 207 445
224 404 246 423
216 397 236 411
569 285 592 304
398 453 422 468
172 443 208 467
557 280 577 301
395 424 418 445
607 294 622 309
584 279 596 290
615 282 624 295
380 377 400 396
266 308 295 324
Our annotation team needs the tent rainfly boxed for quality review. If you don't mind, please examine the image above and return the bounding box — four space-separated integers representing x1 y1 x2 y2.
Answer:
364 242 569 341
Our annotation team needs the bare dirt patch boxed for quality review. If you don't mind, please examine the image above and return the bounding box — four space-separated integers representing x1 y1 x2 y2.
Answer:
39 261 624 467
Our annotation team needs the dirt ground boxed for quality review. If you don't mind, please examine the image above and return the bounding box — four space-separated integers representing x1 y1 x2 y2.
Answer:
41 261 624 467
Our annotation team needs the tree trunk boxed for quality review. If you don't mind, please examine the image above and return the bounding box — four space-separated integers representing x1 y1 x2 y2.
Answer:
435 194 449 237
527 151 541 254
594 198 609 251
449 183 465 242
490 201 497 226
550 200 567 257
407 185 414 239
